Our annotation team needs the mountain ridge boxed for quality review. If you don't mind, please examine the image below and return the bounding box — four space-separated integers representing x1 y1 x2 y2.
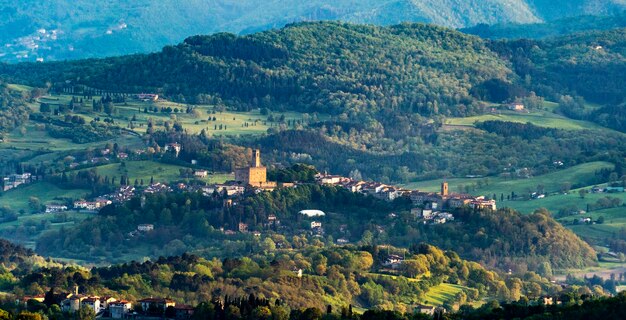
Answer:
1 0 625 62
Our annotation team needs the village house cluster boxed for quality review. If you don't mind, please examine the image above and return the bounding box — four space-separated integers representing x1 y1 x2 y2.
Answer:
316 174 497 224
2 173 33 191
19 292 192 319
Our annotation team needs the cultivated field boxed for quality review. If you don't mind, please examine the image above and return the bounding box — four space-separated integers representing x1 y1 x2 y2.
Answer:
422 283 467 306
0 182 89 213
444 103 607 131
69 160 234 185
38 93 325 137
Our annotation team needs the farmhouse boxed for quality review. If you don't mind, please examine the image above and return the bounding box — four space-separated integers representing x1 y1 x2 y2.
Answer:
138 297 176 313
175 304 196 319
415 305 436 315
2 173 32 191
383 254 404 269
316 174 349 185
299 210 325 217
138 224 154 232
144 183 171 194
202 183 245 196
193 170 209 178
469 197 497 211
45 204 68 213
164 143 182 157
508 102 525 111
81 296 101 314
136 93 159 101
73 198 112 210
109 301 132 319
61 296 83 313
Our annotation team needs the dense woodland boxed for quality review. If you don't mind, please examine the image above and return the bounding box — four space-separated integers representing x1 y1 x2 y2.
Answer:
0 82 30 132
0 236 621 319
252 125 625 182
2 290 626 320
0 22 512 118
0 237 581 315
2 22 626 181
487 28 626 130
31 184 596 275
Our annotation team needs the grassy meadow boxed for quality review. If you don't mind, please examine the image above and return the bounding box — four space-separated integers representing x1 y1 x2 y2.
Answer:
69 160 234 185
422 283 467 306
445 110 603 131
38 93 325 137
0 182 89 213
403 161 613 200
444 102 607 131
558 207 626 242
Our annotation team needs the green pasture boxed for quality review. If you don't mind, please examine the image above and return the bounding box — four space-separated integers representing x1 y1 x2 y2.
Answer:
445 108 605 131
70 160 234 184
502 190 626 214
0 123 142 151
422 283 467 306
0 182 89 213
37 93 324 136
403 161 613 199
557 207 626 242
6 83 33 93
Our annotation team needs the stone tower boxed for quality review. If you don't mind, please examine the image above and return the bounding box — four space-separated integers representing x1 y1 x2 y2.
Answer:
441 182 449 197
253 149 261 167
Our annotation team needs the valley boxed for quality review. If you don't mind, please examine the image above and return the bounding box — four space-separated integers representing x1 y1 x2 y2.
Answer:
0 12 626 319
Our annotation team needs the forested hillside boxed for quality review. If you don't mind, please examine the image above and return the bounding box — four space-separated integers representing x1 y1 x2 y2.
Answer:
0 22 513 118
1 242 564 313
2 0 625 62
490 28 626 105
3 22 626 182
0 82 31 132
33 185 597 273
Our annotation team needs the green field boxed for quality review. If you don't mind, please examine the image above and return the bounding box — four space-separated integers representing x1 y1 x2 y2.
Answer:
404 161 612 200
0 121 144 165
558 207 626 242
6 83 33 93
422 283 466 306
1 122 142 151
0 182 89 213
38 93 325 137
501 190 626 214
70 160 234 185
445 107 606 131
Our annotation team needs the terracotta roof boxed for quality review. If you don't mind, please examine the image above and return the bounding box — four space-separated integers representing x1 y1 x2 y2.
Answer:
138 298 175 304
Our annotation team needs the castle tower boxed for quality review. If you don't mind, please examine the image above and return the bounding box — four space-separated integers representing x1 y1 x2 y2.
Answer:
441 182 449 197
253 149 261 168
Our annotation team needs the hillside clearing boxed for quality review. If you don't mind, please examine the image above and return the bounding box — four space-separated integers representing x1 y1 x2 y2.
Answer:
445 108 606 131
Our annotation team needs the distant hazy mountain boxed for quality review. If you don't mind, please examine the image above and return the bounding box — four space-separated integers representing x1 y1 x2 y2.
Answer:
461 12 626 39
0 0 624 62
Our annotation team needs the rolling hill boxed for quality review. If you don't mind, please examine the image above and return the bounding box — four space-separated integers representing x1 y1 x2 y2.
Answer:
0 0 625 62
0 22 515 118
462 12 626 39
